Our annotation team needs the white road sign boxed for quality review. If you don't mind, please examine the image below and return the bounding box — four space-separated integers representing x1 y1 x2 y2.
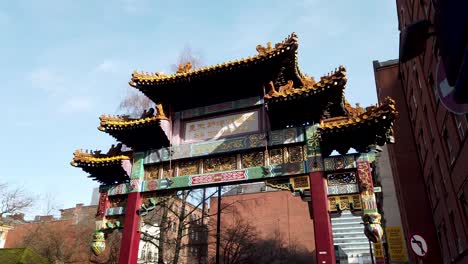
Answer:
410 234 428 258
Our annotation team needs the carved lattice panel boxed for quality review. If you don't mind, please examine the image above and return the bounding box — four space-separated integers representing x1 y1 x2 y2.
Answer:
269 148 283 165
327 172 357 185
109 196 127 208
241 151 264 168
290 176 309 190
162 163 174 178
328 194 362 212
144 164 160 180
288 145 304 163
178 160 199 176
203 155 237 173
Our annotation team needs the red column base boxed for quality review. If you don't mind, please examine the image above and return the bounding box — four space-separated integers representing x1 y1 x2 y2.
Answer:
119 192 142 264
310 171 336 264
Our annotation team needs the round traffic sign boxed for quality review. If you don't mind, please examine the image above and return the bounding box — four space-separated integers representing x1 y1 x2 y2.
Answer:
409 234 428 258
436 60 468 114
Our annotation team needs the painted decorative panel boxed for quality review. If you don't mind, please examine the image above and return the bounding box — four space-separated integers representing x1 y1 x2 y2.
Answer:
96 192 108 218
288 145 304 163
203 155 237 173
241 151 264 168
327 184 360 195
290 176 310 190
357 161 374 193
269 128 304 145
144 164 160 181
144 128 305 164
191 170 247 186
269 148 283 165
130 153 144 179
106 207 125 216
109 196 127 208
109 161 307 195
305 125 321 157
323 155 356 171
184 110 260 143
178 160 199 176
328 194 362 212
162 163 174 178
179 97 262 119
327 172 357 185
307 157 324 172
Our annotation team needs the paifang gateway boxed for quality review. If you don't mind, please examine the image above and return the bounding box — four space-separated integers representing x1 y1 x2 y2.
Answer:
71 33 397 264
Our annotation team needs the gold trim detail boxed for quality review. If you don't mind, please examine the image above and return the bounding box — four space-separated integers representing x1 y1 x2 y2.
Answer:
130 33 299 86
70 149 130 166
264 66 347 99
319 97 397 130
98 105 168 131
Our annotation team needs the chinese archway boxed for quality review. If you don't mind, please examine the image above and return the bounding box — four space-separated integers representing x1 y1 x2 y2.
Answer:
72 33 396 264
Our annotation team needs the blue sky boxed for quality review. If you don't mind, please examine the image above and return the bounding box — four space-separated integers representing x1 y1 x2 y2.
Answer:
0 0 399 217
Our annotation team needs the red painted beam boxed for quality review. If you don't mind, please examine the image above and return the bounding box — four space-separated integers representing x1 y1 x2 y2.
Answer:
119 192 142 264
309 171 336 264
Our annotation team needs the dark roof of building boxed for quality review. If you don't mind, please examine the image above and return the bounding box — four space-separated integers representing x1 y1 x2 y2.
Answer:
70 149 132 184
128 33 347 113
97 105 170 150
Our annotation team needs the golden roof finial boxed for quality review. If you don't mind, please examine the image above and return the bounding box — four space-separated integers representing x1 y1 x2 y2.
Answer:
176 62 193 74
301 73 316 88
264 81 280 99
256 42 273 55
156 104 167 119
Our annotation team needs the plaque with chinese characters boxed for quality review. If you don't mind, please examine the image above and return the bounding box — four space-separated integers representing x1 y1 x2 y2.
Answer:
184 110 259 142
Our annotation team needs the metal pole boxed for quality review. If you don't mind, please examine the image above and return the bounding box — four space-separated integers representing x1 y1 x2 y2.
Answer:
216 186 222 264
369 239 375 264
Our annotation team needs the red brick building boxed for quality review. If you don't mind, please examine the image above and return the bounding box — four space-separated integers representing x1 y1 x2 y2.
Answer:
373 2 468 263
208 183 316 263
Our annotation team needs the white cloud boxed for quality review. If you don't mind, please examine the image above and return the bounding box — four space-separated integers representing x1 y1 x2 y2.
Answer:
95 60 119 73
30 68 65 96
59 96 94 113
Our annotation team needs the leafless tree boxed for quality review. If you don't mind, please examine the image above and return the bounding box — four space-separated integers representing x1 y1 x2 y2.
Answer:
170 45 203 73
16 217 93 263
118 45 203 118
0 182 33 224
208 213 313 264
118 88 155 118
139 189 216 264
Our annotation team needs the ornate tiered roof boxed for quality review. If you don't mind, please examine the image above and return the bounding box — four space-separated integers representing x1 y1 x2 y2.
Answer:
130 33 301 88
320 97 396 130
264 66 346 102
318 97 397 156
71 147 132 184
128 33 310 111
98 105 170 151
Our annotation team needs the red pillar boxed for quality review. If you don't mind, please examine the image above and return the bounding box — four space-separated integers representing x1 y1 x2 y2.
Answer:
119 192 142 264
309 171 336 264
